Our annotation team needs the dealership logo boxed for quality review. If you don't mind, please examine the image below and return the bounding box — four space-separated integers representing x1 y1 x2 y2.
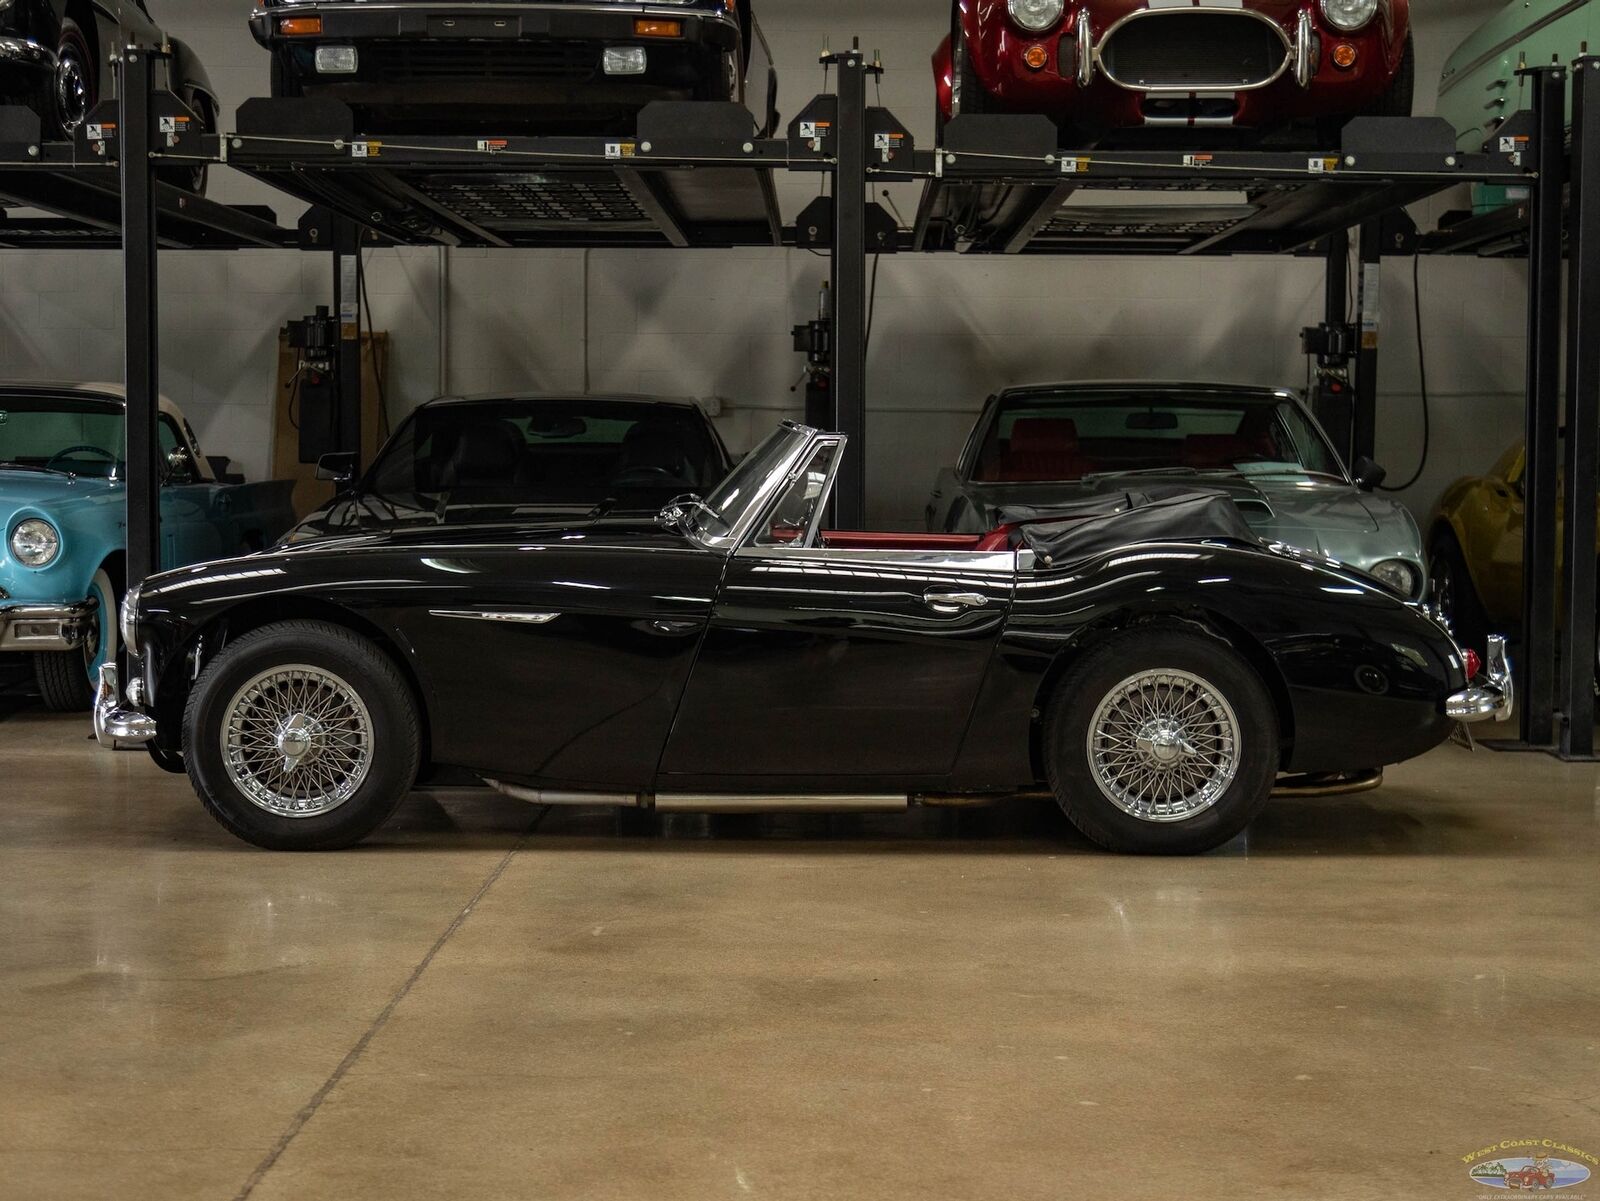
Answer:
1463 1141 1595 1191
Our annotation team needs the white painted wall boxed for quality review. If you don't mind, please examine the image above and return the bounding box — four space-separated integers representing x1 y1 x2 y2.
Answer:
0 0 1527 529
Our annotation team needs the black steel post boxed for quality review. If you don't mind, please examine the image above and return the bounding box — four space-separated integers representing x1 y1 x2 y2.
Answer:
331 217 364 463
1521 64 1568 748
1560 56 1600 758
1352 218 1382 466
828 42 871 530
1314 229 1353 463
120 45 160 589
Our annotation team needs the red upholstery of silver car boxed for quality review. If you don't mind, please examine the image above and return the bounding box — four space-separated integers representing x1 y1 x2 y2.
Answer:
1181 434 1254 468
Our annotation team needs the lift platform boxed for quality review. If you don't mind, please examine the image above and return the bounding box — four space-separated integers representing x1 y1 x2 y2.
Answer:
0 108 291 250
222 99 804 249
906 115 1536 256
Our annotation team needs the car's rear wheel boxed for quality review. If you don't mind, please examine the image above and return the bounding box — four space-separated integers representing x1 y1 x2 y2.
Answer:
183 620 420 851
50 18 97 139
1043 628 1279 854
33 567 118 712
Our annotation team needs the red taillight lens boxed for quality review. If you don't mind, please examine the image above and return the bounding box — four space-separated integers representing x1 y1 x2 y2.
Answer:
1465 649 1482 680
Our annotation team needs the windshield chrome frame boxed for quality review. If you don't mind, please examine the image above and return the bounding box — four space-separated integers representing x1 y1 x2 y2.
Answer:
682 421 823 551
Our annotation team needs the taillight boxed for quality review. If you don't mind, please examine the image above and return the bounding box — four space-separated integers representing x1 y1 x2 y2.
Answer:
1465 649 1482 680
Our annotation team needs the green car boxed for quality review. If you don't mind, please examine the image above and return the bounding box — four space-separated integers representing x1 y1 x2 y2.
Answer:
1438 0 1594 156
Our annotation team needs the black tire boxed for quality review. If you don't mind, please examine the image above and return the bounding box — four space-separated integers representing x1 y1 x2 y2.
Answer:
183 620 421 851
270 53 304 100
1368 35 1416 119
32 565 118 712
1428 526 1489 656
34 649 92 712
1043 628 1279 854
1316 34 1414 148
951 10 987 120
162 93 214 195
51 17 97 139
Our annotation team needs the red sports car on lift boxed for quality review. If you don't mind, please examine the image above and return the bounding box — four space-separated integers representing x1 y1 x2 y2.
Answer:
934 0 1413 145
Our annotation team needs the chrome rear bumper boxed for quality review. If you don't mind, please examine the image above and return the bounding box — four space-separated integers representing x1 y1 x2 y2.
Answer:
1446 634 1514 724
0 599 96 652
0 37 55 70
93 664 157 750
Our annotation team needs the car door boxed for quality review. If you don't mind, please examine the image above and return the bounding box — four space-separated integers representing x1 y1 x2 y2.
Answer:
658 437 1016 786
385 527 728 790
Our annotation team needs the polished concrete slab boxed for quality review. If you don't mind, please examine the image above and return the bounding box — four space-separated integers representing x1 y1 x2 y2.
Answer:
1 704 1597 1201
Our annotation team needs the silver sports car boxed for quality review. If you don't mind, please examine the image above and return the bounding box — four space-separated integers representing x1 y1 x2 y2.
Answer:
925 382 1426 599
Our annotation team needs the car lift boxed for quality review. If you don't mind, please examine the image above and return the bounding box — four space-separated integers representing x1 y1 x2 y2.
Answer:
0 42 1594 759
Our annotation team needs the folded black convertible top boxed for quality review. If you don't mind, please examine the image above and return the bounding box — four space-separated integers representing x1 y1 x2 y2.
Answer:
1008 487 1262 567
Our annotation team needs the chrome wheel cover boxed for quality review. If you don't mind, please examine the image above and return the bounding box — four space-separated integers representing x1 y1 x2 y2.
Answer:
221 665 373 819
1086 669 1241 824
55 50 90 133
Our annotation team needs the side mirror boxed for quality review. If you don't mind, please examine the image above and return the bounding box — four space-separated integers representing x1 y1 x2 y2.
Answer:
315 452 358 486
164 448 196 484
1352 456 1387 492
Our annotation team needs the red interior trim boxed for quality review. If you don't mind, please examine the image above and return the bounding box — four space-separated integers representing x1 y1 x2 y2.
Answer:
819 532 988 551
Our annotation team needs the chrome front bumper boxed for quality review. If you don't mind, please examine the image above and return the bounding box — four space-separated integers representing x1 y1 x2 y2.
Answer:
1446 634 1515 724
0 599 97 652
93 664 157 750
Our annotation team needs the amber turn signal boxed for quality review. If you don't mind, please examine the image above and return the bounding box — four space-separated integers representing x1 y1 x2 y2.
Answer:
1023 43 1049 70
279 16 323 36
634 18 683 37
1332 42 1358 69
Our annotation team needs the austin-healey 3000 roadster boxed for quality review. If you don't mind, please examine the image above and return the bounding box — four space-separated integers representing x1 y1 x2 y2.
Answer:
96 421 1510 855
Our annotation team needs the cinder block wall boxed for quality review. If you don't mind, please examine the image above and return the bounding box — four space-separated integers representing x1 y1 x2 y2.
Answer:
0 0 1523 530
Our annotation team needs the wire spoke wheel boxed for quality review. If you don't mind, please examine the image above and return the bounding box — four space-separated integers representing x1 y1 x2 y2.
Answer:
1086 669 1241 824
221 665 374 819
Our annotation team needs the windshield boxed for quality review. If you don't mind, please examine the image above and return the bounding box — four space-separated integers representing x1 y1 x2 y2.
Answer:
361 398 727 509
0 395 126 478
687 423 810 544
970 390 1346 484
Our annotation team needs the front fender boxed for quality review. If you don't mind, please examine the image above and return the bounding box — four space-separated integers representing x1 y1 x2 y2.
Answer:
166 36 217 116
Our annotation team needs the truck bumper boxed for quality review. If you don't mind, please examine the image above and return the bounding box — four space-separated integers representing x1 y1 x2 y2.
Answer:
249 3 738 49
93 663 157 750
1445 634 1515 724
0 599 96 652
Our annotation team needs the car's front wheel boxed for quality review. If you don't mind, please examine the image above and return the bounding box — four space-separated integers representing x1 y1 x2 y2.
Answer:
1044 628 1279 854
34 567 119 712
183 620 420 851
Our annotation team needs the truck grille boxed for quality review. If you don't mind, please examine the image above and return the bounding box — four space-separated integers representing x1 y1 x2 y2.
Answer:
1099 12 1288 91
367 41 597 84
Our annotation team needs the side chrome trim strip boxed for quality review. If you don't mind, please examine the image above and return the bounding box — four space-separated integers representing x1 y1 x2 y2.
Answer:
429 610 560 625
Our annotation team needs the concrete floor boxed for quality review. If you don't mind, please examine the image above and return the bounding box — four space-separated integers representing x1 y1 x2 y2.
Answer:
1 701 1597 1201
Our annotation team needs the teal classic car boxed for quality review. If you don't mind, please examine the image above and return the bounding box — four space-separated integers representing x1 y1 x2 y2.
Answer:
1438 0 1595 153
0 384 295 711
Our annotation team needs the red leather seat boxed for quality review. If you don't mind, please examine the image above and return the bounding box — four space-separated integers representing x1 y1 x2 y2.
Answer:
1182 434 1251 469
997 418 1082 481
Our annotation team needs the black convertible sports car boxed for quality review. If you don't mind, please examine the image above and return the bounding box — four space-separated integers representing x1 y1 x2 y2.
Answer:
96 422 1511 855
290 393 735 539
248 0 778 136
0 0 216 171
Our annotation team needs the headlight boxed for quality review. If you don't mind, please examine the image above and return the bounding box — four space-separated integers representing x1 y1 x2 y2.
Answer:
1371 559 1419 596
1320 0 1378 32
1009 0 1065 33
10 518 60 568
120 583 143 649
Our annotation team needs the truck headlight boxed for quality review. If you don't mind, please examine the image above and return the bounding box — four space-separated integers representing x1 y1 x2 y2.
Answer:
1372 559 1419 596
1320 0 1378 32
10 518 60 568
1008 0 1065 33
120 582 143 649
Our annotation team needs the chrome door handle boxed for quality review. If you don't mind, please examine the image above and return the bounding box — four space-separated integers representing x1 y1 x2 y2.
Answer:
923 590 989 613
